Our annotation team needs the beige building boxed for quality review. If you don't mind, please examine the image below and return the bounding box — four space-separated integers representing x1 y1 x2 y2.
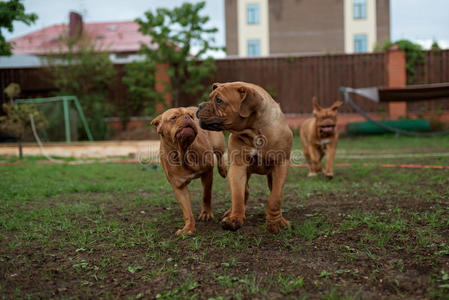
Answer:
225 0 390 57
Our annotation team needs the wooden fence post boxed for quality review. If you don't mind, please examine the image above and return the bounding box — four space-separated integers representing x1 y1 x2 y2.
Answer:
387 45 407 119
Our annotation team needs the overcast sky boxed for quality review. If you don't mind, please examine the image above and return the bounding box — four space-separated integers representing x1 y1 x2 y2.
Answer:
4 0 449 53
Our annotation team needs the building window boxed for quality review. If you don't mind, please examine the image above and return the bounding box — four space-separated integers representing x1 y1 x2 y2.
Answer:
247 4 259 24
353 0 366 19
354 34 367 53
248 39 261 56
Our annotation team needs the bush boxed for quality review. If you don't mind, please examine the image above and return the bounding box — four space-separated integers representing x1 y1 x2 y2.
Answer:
0 103 48 157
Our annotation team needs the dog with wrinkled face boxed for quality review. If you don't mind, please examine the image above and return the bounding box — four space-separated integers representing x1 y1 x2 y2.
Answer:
197 81 293 234
151 107 227 235
300 97 343 179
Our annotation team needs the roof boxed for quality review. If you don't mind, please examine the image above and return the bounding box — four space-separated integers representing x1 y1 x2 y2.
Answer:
8 21 153 55
0 54 45 68
0 54 70 69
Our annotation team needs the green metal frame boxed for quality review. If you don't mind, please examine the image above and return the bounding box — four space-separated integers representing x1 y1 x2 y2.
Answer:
14 96 94 142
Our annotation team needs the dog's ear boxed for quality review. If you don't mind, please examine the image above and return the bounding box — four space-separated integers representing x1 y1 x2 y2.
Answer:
151 114 163 135
151 114 162 127
331 100 343 111
212 82 222 90
237 85 263 118
312 96 322 114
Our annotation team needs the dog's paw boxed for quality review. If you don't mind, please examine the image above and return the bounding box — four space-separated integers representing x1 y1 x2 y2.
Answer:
307 172 318 177
266 216 291 234
221 215 244 231
198 210 214 221
175 226 195 236
324 172 334 179
222 208 232 218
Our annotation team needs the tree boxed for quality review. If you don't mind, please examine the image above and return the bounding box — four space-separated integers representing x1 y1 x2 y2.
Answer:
120 56 160 128
123 1 223 118
44 33 115 140
431 41 441 52
0 0 38 56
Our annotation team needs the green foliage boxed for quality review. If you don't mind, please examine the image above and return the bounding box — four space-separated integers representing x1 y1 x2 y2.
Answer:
277 274 304 294
3 82 20 103
121 57 161 124
431 41 442 52
0 0 37 56
0 103 48 139
382 40 425 84
123 1 223 118
44 33 115 140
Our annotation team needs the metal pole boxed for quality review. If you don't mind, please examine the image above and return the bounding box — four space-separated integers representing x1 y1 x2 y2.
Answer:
71 97 94 141
63 98 71 143
15 96 70 104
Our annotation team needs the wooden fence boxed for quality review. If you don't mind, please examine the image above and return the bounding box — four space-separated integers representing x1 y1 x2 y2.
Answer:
1 50 449 116
408 50 449 113
212 52 387 113
0 67 55 103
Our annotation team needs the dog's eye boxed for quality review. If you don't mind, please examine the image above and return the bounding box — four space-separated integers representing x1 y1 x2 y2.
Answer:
215 97 224 105
170 115 177 121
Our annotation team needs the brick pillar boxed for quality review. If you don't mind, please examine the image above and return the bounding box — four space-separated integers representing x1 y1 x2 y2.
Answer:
387 45 407 119
155 63 171 111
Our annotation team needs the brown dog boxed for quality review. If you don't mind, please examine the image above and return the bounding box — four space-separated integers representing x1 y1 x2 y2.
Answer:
151 107 227 235
197 82 292 233
300 97 343 179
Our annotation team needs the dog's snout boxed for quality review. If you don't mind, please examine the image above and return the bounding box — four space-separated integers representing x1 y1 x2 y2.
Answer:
184 114 191 120
196 103 205 118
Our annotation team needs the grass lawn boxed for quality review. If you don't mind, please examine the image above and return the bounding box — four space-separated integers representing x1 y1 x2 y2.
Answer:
1 135 449 299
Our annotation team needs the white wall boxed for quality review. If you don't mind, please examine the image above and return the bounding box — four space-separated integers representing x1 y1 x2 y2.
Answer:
237 0 270 56
344 0 377 53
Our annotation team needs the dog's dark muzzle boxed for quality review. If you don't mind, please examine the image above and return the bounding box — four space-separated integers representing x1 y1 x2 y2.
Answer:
196 102 225 131
199 120 224 131
196 102 206 118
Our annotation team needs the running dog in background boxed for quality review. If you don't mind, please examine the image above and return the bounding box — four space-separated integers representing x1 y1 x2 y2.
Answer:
197 82 292 234
300 97 343 179
151 107 227 235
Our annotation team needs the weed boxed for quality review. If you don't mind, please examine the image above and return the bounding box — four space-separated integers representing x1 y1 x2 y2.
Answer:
128 266 144 274
320 270 332 279
277 274 304 294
